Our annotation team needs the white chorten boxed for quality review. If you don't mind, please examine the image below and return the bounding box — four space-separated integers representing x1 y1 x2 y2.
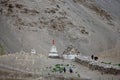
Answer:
31 48 36 54
49 40 59 58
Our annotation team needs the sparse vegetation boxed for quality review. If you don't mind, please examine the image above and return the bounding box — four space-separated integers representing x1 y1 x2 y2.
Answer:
15 3 24 9
113 64 120 67
79 26 89 35
101 62 120 67
88 4 113 21
118 64 120 67
73 0 113 21
101 62 111 64
0 0 120 79
50 20 65 31
52 64 64 72
48 63 76 73
77 73 80 77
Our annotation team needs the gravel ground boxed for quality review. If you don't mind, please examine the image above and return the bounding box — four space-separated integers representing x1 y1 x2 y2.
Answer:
0 53 120 80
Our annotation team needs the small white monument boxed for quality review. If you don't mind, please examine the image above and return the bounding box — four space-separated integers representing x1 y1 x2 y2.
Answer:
49 40 59 58
63 45 80 59
31 48 36 54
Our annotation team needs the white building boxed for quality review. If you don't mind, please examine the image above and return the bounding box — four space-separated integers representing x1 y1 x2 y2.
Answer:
63 54 78 60
31 48 36 54
48 40 59 58
62 45 80 59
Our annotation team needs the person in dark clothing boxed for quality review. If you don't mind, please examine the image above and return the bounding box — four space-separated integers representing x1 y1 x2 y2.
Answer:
63 67 66 73
94 56 98 61
91 55 94 60
69 67 73 73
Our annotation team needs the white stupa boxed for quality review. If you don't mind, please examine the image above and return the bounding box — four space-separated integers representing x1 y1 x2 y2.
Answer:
31 48 36 54
49 40 59 58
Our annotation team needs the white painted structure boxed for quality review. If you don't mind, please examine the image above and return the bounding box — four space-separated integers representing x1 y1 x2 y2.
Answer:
31 48 36 54
49 45 59 57
48 40 59 58
63 54 78 59
62 47 80 59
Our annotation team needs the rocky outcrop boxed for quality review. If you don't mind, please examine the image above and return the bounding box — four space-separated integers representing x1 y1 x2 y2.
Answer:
63 45 80 55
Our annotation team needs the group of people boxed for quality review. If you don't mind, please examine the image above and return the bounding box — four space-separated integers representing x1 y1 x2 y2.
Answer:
63 67 73 73
91 55 98 61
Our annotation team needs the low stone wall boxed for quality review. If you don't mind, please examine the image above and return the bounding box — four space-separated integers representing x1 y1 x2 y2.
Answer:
75 56 120 75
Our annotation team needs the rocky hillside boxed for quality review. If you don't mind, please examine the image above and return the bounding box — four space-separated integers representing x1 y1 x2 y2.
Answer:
0 0 120 55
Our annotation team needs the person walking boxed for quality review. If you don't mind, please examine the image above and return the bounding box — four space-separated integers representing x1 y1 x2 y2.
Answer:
69 67 73 73
63 67 66 73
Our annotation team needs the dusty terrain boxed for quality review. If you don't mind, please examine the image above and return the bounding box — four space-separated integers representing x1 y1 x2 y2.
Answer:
98 45 120 64
0 0 120 56
0 53 119 80
0 0 120 80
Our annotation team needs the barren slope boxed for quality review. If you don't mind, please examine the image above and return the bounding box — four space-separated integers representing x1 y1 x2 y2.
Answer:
0 0 120 56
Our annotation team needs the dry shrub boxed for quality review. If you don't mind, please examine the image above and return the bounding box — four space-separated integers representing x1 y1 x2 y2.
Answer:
88 4 112 21
73 0 113 21
51 22 65 31
44 7 58 14
73 0 87 3
15 4 23 9
79 27 89 35
21 8 39 15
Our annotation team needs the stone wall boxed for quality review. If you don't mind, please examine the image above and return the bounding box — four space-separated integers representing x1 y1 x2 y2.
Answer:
75 56 120 75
